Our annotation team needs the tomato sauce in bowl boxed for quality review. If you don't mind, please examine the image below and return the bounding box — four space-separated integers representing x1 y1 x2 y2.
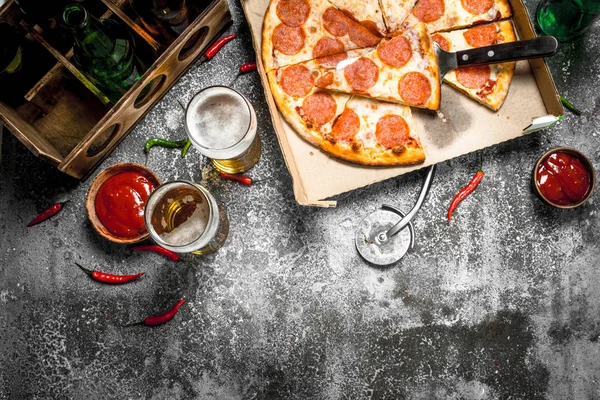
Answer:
534 148 595 208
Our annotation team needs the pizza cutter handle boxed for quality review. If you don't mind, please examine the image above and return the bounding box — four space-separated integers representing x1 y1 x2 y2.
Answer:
385 164 436 238
456 36 559 67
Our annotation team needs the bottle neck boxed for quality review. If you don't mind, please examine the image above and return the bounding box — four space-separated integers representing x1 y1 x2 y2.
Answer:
63 5 114 57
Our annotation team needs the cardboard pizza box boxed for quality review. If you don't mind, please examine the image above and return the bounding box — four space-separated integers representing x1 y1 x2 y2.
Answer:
242 0 563 207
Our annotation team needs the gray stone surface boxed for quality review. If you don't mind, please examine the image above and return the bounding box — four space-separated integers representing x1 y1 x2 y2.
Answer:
1 0 599 398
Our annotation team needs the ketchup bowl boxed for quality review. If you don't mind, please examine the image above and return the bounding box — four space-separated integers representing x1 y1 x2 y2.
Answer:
533 147 595 209
87 163 162 244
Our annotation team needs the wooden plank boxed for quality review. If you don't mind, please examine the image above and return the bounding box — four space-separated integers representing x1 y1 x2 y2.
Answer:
0 101 63 164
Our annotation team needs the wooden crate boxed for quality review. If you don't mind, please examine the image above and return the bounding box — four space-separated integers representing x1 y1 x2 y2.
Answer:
0 0 231 179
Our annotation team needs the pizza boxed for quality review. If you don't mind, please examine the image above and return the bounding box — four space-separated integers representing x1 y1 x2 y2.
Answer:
431 20 516 110
262 0 381 72
402 0 512 33
307 23 441 111
379 0 420 33
261 0 516 166
327 0 387 35
321 96 425 165
267 62 426 165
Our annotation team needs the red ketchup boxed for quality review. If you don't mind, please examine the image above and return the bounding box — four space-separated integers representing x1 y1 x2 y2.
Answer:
95 172 156 238
536 151 591 206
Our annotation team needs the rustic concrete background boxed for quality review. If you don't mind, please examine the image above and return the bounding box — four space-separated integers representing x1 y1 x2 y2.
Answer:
1 0 599 398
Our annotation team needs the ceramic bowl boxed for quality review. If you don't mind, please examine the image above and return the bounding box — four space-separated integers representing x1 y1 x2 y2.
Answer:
532 147 595 209
86 163 161 244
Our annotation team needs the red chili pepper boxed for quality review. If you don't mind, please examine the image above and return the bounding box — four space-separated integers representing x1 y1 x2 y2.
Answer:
75 263 144 284
200 33 237 62
131 245 180 261
447 170 485 222
230 61 257 85
240 61 257 73
144 298 186 326
220 172 252 185
27 201 68 227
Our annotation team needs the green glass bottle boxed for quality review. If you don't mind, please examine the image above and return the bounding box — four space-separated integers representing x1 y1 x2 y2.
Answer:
63 4 142 102
0 22 23 79
536 0 600 42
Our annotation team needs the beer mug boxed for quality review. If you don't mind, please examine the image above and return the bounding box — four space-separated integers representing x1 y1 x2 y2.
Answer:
536 0 600 42
144 181 229 254
185 86 261 174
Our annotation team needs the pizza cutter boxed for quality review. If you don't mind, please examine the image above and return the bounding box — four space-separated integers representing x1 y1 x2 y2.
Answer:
355 164 436 266
435 36 559 83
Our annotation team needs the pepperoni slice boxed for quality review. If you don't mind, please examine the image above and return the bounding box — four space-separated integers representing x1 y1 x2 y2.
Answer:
276 0 310 27
348 22 381 47
318 53 347 67
272 24 305 55
280 65 315 97
361 20 381 37
344 58 379 91
456 65 491 89
413 0 445 23
313 37 344 59
463 24 497 47
330 108 360 141
398 72 432 106
301 92 337 126
322 7 349 37
461 0 494 15
375 115 410 149
431 33 451 52
315 72 334 88
378 35 412 68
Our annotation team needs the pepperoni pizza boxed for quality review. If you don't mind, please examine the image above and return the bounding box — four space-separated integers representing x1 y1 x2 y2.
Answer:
309 23 441 111
262 0 380 72
432 21 516 110
261 0 517 166
402 0 511 33
268 61 426 165
321 97 425 165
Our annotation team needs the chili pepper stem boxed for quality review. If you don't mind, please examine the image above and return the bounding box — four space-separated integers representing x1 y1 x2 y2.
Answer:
75 262 94 277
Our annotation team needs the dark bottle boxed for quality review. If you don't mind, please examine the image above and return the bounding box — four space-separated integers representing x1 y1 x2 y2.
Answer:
63 4 142 103
0 22 23 78
129 0 209 47
0 22 25 106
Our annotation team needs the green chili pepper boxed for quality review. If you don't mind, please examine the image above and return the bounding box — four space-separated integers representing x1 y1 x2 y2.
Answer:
181 139 192 158
144 138 189 154
560 95 581 116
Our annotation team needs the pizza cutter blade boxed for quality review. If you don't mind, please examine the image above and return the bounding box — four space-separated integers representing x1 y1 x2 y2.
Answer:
434 36 559 83
355 165 436 266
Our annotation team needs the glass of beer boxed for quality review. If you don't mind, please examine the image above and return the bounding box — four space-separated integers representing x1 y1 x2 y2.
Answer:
185 85 261 174
144 181 229 254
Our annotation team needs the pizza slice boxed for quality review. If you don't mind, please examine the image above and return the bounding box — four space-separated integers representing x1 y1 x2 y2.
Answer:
262 0 382 73
267 63 353 146
326 0 387 35
402 0 511 33
296 23 441 110
321 96 426 165
379 0 420 34
432 20 516 110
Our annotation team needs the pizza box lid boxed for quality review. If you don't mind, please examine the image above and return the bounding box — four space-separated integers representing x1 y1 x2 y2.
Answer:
242 0 563 207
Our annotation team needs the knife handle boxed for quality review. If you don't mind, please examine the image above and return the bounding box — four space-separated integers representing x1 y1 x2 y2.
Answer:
456 36 559 67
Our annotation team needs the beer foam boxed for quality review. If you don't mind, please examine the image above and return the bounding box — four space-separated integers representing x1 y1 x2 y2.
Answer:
159 196 210 246
186 87 250 150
